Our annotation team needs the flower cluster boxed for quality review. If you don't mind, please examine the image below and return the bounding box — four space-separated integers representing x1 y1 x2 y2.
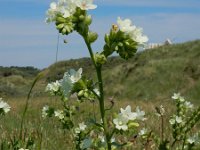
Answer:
46 0 97 23
103 17 148 60
0 98 11 115
42 105 55 118
113 105 145 131
46 0 97 36
45 68 82 98
117 17 148 45
187 133 199 144
169 93 200 148
74 122 87 134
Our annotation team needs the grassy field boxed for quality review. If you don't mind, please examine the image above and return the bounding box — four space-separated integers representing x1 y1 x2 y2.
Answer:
1 96 177 149
1 40 200 149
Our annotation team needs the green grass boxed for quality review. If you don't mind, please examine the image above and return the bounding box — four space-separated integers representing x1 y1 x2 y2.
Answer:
0 40 200 149
1 40 200 103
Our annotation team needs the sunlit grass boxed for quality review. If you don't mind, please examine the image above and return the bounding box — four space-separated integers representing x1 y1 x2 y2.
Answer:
0 96 182 150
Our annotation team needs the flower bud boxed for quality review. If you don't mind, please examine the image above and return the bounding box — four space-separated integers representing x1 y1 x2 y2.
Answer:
78 90 84 97
94 53 107 65
84 91 89 98
112 24 118 32
61 28 67 35
56 23 64 30
84 15 92 25
104 34 110 43
87 31 98 43
56 17 66 23
79 15 85 21
128 122 139 128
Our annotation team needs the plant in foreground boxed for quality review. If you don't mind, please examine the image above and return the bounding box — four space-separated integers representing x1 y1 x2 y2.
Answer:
44 0 148 149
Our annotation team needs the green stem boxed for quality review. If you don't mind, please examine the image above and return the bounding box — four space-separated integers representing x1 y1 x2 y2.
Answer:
171 139 177 148
83 36 111 150
161 115 164 143
20 73 43 139
182 134 187 150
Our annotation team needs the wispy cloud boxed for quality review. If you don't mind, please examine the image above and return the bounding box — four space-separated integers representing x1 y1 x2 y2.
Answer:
0 0 200 68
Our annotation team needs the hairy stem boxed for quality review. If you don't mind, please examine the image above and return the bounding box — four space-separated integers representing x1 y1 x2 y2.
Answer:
83 36 111 150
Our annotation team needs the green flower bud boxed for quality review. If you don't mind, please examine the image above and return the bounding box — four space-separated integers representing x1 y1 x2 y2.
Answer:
128 122 139 128
56 23 64 30
104 34 110 44
79 15 85 21
78 90 84 97
84 15 92 25
56 17 66 23
61 28 67 35
84 92 89 98
87 31 98 43
94 53 107 65
64 26 71 33
115 45 119 51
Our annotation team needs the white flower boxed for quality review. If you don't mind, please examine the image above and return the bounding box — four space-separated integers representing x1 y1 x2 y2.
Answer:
134 106 146 121
45 80 61 93
130 27 148 44
0 98 11 114
169 118 175 125
170 116 183 125
50 2 57 10
184 101 193 109
117 17 136 33
42 105 49 118
75 122 87 134
19 148 29 150
139 128 148 136
172 93 180 100
46 2 59 23
117 17 148 45
187 134 199 144
175 116 183 124
79 122 87 131
59 0 76 18
75 0 97 10
46 0 76 22
172 93 185 102
120 105 137 120
113 114 129 131
65 68 82 83
54 110 65 120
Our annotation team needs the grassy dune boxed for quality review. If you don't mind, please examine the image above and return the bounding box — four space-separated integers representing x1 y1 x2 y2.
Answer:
0 40 200 149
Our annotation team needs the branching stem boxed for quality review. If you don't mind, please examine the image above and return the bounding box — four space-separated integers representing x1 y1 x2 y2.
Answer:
83 36 111 150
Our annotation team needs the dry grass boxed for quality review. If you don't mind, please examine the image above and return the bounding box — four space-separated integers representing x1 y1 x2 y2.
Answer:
0 95 181 150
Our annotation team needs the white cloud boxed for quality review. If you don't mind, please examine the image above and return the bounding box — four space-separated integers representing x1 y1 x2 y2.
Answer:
0 0 200 68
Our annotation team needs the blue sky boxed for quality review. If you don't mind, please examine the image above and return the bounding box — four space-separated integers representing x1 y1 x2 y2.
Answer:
0 0 200 69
